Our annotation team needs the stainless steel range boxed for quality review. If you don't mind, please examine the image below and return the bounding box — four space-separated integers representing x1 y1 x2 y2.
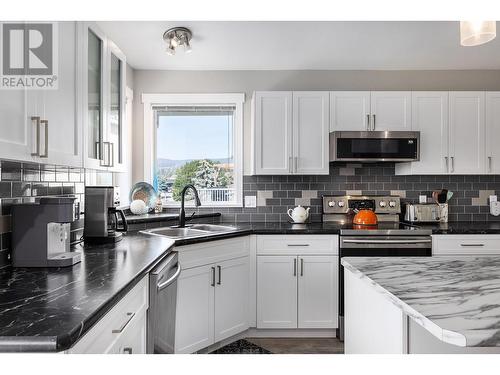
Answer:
322 195 432 341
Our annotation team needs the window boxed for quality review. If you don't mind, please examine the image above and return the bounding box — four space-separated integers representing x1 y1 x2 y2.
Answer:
143 94 244 207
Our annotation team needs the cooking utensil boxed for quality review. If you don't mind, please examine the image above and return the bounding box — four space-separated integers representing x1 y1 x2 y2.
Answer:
352 209 378 226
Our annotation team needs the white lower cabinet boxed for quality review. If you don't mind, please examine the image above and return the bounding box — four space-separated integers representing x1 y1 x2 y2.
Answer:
174 237 251 353
68 275 148 354
297 256 338 329
175 264 215 354
257 255 298 329
256 235 339 330
432 235 500 255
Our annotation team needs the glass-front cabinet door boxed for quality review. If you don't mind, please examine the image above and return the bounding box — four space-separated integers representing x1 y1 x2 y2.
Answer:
107 42 126 172
82 22 107 169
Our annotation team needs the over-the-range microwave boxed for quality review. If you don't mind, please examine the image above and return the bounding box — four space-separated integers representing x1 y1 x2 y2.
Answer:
329 131 420 162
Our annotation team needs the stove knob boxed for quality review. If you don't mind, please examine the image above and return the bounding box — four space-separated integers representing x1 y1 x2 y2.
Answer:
389 201 397 208
328 200 335 207
338 201 345 208
379 201 387 208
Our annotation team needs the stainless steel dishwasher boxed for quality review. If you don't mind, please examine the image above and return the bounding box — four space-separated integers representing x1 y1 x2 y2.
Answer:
147 251 181 354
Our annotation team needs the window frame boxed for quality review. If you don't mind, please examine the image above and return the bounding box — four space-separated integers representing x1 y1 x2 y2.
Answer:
142 93 245 208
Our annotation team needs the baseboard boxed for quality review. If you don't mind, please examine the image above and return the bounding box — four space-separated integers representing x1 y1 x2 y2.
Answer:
246 328 338 338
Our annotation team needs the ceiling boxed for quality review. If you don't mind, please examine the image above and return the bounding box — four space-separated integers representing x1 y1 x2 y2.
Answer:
97 21 500 71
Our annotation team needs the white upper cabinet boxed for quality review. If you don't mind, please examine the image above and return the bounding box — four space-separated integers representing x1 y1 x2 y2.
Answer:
0 22 81 167
106 41 127 172
486 92 500 174
370 91 412 131
330 91 371 131
396 92 449 175
252 91 329 175
253 91 293 175
80 22 127 171
449 92 486 174
293 92 330 175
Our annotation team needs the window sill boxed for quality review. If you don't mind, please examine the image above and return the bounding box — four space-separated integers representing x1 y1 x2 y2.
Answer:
162 202 243 209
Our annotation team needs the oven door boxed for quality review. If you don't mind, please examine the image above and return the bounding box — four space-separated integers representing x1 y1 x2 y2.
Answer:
330 131 420 162
338 236 432 341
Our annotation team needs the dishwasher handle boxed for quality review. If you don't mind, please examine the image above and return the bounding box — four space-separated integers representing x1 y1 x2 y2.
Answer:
342 239 431 244
157 263 181 291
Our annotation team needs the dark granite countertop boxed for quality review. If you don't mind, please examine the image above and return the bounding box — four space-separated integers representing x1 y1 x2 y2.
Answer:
420 221 500 235
124 211 221 224
0 232 175 352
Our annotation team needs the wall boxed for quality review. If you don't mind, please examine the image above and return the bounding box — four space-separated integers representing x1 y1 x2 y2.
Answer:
0 161 114 268
162 162 500 224
132 69 500 181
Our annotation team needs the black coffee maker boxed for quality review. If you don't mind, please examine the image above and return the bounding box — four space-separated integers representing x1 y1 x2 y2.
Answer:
84 186 128 243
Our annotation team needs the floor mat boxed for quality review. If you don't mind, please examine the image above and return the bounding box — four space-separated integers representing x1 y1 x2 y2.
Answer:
209 339 272 354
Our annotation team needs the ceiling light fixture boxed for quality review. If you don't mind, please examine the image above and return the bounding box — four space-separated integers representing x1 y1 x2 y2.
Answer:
460 21 496 46
163 27 193 55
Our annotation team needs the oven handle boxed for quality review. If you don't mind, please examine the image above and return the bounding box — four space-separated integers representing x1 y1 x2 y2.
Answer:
342 239 431 244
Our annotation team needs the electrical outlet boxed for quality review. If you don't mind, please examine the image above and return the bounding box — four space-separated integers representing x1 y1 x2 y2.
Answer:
245 195 257 208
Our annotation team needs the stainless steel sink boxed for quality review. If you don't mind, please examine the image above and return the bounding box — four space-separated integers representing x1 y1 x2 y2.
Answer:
142 227 209 239
141 224 237 239
188 224 236 233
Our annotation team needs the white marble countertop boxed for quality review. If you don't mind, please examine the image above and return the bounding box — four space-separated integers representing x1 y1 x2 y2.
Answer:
342 256 500 347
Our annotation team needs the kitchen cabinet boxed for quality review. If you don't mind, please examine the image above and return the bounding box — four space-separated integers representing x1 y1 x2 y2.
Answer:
252 91 329 175
68 275 148 354
395 92 449 175
175 237 250 353
449 92 486 174
330 91 411 132
252 91 293 175
0 22 82 167
293 92 330 174
432 235 500 255
330 91 371 131
370 91 412 131
80 22 127 171
175 264 215 354
256 235 339 330
486 92 500 174
297 255 338 329
257 255 298 328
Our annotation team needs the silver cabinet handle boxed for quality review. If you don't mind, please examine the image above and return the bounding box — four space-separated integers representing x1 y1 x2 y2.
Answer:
488 156 492 173
100 142 114 167
460 243 485 247
40 119 48 158
31 116 41 156
289 156 292 173
157 263 181 291
300 258 304 277
366 114 370 131
450 156 455 173
112 312 135 333
372 114 376 130
294 156 298 173
444 156 449 172
287 244 310 247
293 258 297 276
109 142 114 167
211 266 216 287
123 347 133 354
217 265 221 285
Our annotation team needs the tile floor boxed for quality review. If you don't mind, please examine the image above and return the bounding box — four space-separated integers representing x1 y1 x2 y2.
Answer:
246 338 344 354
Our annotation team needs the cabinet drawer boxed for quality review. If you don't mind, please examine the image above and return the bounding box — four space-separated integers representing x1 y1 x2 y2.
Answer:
69 275 149 353
257 235 338 255
178 236 250 269
432 235 500 255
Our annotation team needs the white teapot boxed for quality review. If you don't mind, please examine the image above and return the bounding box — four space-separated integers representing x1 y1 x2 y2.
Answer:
287 205 310 223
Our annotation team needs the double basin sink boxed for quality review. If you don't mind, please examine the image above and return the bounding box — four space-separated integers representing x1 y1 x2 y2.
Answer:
141 224 237 240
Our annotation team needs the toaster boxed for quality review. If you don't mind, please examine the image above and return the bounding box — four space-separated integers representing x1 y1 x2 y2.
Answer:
404 203 448 223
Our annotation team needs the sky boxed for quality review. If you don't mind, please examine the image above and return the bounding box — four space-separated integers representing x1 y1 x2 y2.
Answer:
156 115 233 160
